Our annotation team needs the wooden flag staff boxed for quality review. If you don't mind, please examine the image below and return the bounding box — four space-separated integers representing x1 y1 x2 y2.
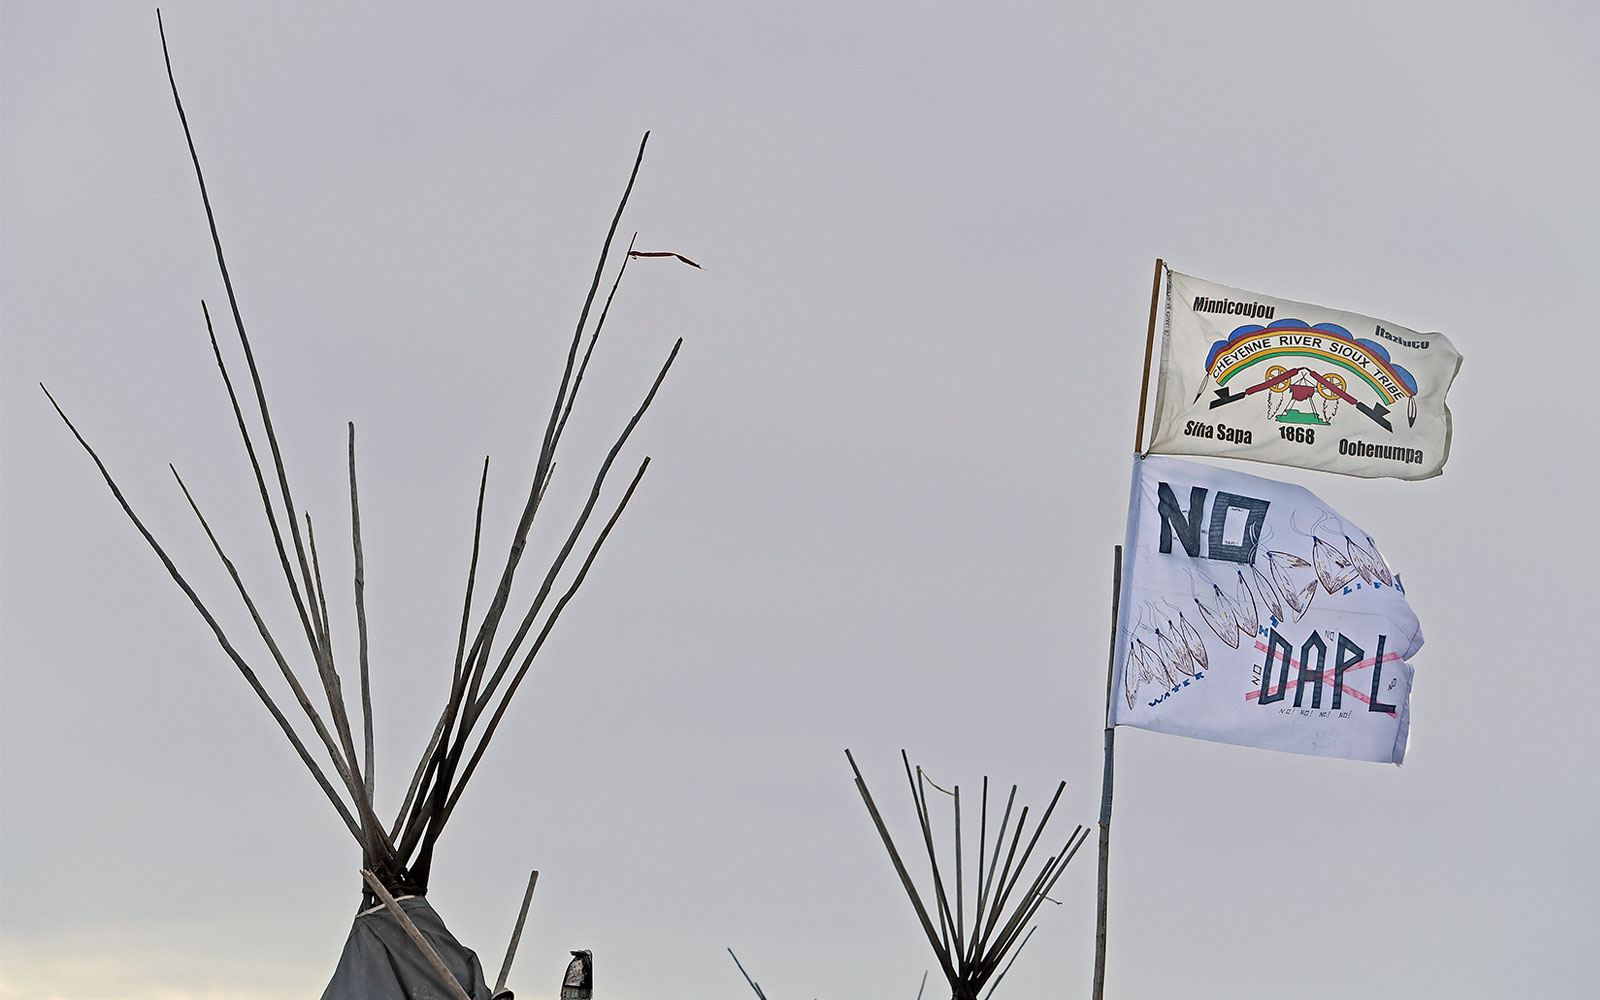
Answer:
1132 259 1167 454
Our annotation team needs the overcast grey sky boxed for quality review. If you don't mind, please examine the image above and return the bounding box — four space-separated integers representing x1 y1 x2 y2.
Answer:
3 2 1597 999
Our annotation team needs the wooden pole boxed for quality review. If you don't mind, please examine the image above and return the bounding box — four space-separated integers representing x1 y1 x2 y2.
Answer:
43 385 367 844
844 749 957 984
348 424 376 808
495 869 539 993
727 948 769 1000
1093 544 1123 1000
1132 260 1165 453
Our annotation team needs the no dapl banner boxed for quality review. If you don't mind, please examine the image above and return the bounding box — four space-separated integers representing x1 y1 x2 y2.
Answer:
1145 267 1462 480
1110 455 1424 764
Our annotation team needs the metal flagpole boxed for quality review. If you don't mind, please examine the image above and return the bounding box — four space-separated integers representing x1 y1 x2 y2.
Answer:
1092 545 1122 1000
1097 258 1162 999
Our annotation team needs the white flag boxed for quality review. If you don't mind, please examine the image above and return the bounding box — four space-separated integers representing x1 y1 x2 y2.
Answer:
1146 267 1462 480
1110 455 1424 764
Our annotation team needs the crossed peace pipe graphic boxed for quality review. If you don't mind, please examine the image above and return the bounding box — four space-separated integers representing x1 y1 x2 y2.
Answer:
1208 365 1394 431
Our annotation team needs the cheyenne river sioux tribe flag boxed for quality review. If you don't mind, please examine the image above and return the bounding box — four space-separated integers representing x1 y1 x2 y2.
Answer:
1111 455 1424 764
1145 268 1462 480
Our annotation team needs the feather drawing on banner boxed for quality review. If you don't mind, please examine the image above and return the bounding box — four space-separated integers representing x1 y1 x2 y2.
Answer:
1195 584 1242 648
1175 613 1209 673
1132 640 1155 685
1266 550 1319 620
1313 536 1361 593
1351 533 1394 587
1252 564 1287 624
1124 645 1141 710
1230 570 1260 634
1157 628 1193 679
1143 637 1176 687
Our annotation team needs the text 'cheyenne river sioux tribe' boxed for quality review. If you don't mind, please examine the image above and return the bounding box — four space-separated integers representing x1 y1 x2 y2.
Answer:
1207 330 1411 401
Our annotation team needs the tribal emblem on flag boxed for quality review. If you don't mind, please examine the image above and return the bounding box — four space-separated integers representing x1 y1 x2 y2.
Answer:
1144 268 1461 480
1200 319 1421 432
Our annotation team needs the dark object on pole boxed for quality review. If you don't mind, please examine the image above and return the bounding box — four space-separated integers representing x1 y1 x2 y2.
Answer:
560 950 594 1000
846 750 1090 1000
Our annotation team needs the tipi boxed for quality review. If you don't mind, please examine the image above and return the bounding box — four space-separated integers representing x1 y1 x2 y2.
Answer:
47 15 689 999
846 751 1089 1000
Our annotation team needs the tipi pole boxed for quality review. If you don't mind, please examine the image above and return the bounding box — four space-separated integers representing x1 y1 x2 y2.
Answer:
1093 544 1123 1000
727 949 769 1000
495 869 539 993
1132 259 1165 453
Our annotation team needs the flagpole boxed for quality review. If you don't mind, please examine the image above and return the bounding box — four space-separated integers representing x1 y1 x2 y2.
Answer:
1132 259 1165 453
1093 543 1122 1000
1098 258 1158 998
